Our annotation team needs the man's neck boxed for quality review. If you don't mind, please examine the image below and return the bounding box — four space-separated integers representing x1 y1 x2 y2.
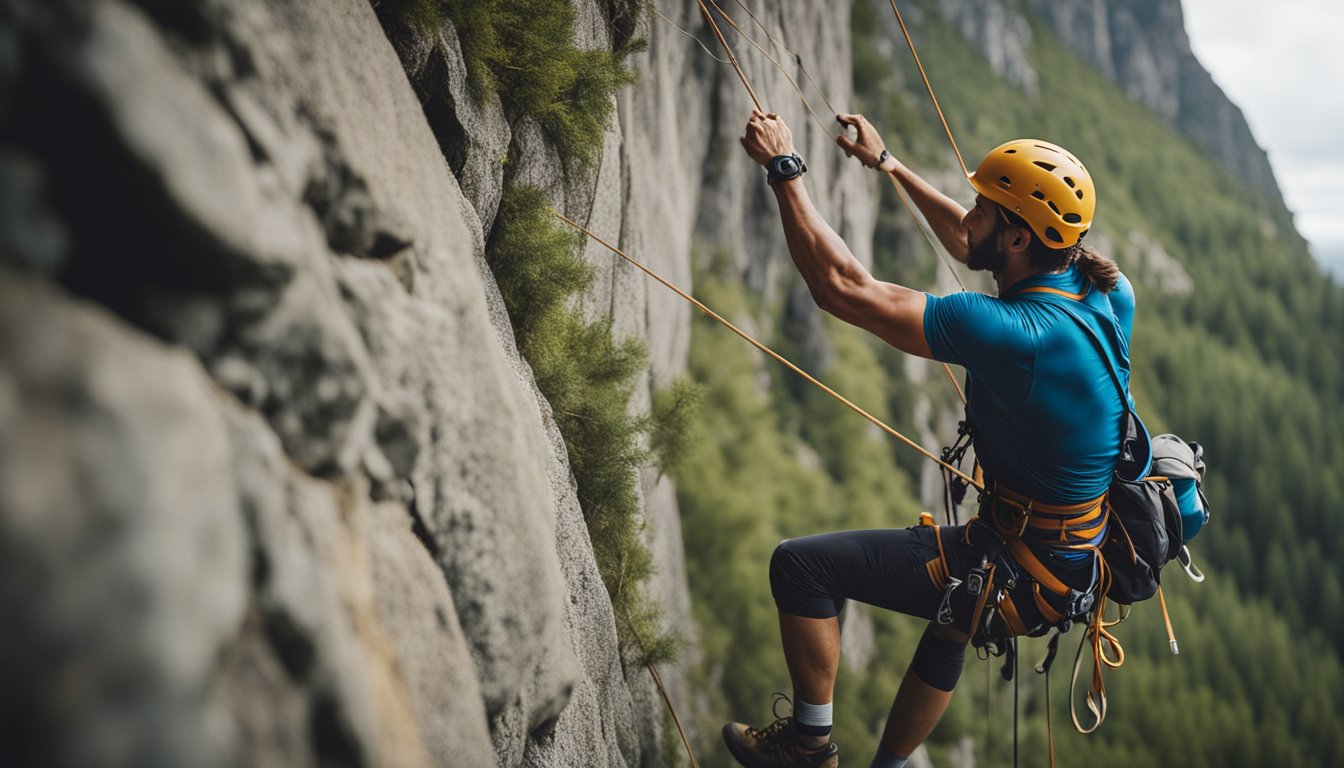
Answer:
995 262 1071 296
994 264 1043 296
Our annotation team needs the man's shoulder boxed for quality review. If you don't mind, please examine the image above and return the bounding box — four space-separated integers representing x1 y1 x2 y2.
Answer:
924 290 1035 366
927 289 1012 317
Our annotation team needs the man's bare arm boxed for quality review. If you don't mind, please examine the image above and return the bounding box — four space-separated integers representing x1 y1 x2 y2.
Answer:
835 113 969 263
740 110 933 358
771 178 933 358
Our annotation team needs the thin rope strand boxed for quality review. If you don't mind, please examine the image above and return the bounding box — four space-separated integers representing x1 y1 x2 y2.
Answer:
648 661 699 767
885 172 967 293
551 208 983 489
704 0 832 136
732 0 840 117
886 0 970 179
696 0 763 112
883 177 968 402
685 1 969 402
653 9 731 63
941 357 967 403
627 615 700 767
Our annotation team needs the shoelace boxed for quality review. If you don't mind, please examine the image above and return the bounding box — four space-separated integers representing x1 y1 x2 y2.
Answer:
745 692 796 743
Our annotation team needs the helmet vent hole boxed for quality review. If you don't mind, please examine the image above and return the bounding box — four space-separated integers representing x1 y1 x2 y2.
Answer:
1064 177 1076 188
1033 161 1057 172
1075 189 1085 200
1031 190 1046 200
1047 200 1061 215
1005 149 1018 154
999 175 1012 187
1044 226 1064 243
1063 212 1083 224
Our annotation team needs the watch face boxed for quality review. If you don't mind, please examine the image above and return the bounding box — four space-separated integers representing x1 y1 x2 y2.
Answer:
767 154 805 184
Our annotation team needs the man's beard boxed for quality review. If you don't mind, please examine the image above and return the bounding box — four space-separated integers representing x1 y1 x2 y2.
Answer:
966 231 1005 274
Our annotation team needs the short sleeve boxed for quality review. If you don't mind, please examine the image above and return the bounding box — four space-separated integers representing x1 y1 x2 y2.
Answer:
1108 272 1136 344
923 291 1030 372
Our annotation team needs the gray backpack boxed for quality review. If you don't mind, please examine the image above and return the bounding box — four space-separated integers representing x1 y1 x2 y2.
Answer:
1104 434 1209 605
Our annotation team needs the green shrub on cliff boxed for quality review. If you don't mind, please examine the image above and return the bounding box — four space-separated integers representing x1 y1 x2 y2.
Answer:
487 185 679 667
386 0 640 163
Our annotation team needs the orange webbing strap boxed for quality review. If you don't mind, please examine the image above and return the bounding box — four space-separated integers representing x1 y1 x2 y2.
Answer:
968 561 997 635
1014 285 1089 301
920 513 952 587
1158 584 1179 655
1031 581 1065 625
919 514 994 635
997 592 1029 637
993 484 1104 516
1006 539 1071 597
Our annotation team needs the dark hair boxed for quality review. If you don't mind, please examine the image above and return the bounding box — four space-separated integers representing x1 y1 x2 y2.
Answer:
998 207 1119 292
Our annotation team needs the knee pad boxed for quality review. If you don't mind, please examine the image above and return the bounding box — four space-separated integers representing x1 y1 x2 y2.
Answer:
910 624 967 692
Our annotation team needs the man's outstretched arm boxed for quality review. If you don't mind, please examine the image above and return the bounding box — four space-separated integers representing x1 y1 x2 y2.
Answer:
740 110 933 359
835 113 970 263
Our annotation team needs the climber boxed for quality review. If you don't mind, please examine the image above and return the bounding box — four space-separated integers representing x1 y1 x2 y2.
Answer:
721 109 1134 768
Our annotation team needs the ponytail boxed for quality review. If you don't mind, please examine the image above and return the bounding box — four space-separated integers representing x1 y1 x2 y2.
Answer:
1073 244 1119 293
1025 236 1120 293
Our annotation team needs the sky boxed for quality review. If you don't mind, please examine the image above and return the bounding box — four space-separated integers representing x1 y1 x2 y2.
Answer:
1180 0 1344 276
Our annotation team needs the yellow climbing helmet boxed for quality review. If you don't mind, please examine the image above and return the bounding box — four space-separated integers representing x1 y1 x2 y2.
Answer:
968 139 1095 249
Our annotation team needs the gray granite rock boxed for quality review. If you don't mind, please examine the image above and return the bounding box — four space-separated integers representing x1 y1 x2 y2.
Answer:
0 269 247 768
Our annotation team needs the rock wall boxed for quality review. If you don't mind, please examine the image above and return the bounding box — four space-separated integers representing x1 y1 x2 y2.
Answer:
3 0 598 764
0 0 872 765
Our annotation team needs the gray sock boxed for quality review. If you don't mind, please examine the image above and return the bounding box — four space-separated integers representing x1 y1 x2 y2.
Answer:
868 744 908 768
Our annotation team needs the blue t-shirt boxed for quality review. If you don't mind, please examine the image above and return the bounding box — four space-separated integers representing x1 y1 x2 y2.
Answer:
923 265 1135 505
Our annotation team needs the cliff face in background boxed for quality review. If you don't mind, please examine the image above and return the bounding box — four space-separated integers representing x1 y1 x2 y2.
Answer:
935 0 1284 206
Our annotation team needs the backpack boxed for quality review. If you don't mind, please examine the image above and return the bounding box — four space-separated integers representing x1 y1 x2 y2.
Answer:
1105 435 1210 604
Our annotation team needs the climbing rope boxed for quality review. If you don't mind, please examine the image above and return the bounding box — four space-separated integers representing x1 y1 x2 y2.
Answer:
680 0 969 400
886 0 970 179
731 0 839 118
653 9 730 63
704 0 832 138
551 208 982 488
695 0 762 111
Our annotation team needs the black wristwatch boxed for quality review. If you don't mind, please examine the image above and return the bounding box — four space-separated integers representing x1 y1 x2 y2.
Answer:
766 153 807 185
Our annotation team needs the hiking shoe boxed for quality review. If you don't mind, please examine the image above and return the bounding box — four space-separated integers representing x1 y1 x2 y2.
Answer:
722 694 839 768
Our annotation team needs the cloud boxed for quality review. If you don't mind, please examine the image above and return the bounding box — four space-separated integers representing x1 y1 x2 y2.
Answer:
1182 0 1344 258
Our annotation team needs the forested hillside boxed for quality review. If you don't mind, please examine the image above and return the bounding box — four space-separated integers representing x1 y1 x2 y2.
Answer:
668 1 1344 765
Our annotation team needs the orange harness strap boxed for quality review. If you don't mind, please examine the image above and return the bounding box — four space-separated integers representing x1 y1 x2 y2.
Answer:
1014 285 1090 301
919 513 997 636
